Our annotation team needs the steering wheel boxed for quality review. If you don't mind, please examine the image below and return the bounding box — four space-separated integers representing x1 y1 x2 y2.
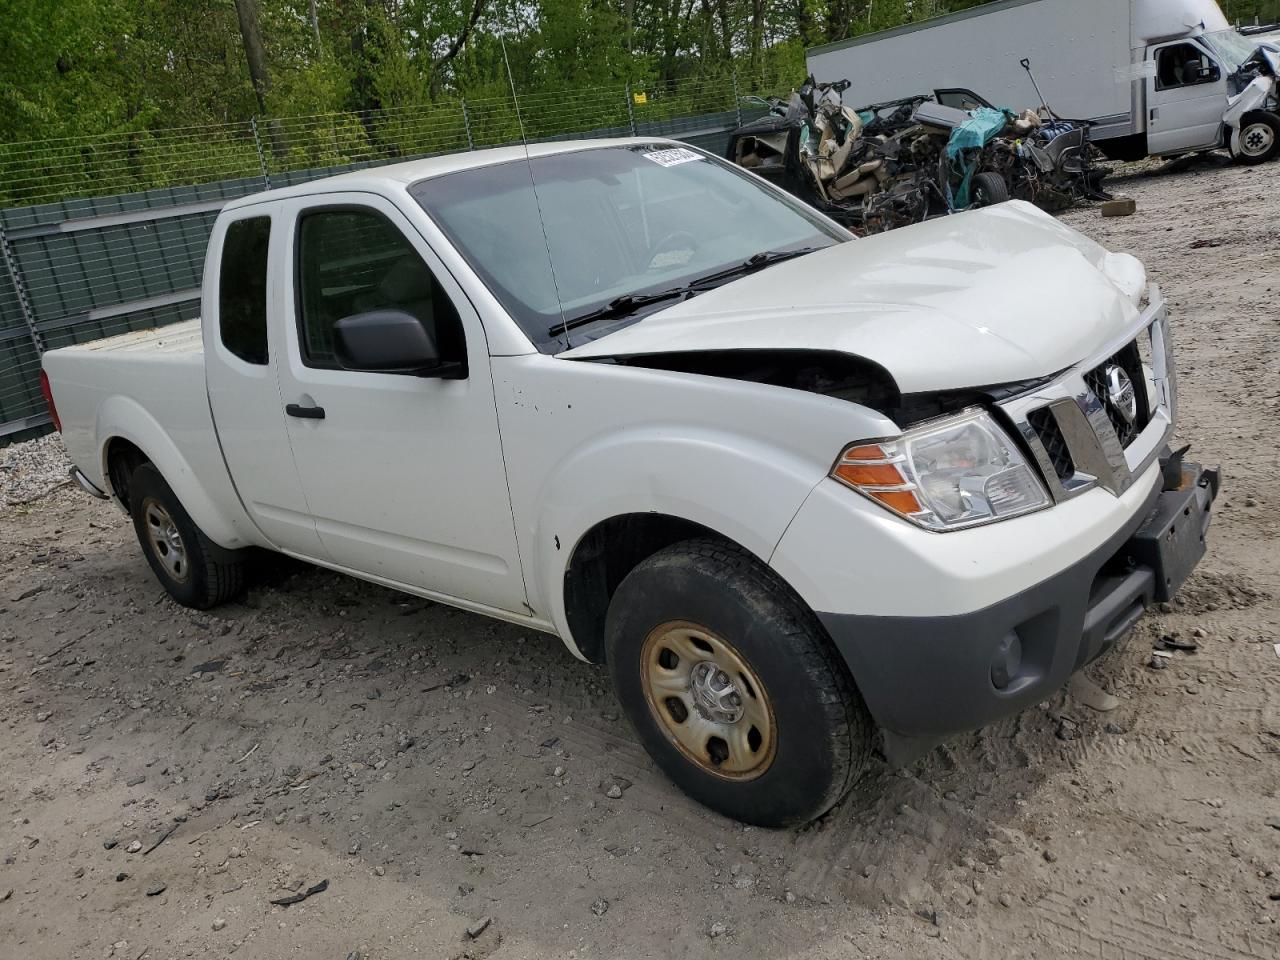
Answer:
646 230 699 271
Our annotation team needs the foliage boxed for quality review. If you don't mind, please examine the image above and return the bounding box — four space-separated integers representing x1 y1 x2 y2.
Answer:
1 0 1277 204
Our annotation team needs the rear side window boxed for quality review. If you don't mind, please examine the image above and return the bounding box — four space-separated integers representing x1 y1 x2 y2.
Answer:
295 209 465 370
218 217 271 365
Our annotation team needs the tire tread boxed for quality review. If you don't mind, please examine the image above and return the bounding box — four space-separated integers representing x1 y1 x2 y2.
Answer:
611 537 872 825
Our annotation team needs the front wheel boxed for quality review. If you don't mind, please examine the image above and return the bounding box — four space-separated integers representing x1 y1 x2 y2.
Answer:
605 539 873 827
1233 112 1280 165
129 462 246 609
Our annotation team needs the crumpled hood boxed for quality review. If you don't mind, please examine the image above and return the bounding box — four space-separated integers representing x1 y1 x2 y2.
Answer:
559 201 1143 394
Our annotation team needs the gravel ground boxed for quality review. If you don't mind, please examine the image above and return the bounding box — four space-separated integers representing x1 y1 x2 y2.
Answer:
1 156 1277 960
0 433 70 507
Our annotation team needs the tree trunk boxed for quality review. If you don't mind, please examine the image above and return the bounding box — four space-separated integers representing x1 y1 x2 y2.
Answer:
232 0 272 115
750 0 764 75
715 0 732 63
309 0 323 52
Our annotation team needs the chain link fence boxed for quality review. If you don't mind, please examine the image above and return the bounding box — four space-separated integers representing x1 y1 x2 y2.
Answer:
0 72 794 442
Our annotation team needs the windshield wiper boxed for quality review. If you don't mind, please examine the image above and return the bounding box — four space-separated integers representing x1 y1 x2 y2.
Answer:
547 247 823 338
684 247 824 291
548 288 689 336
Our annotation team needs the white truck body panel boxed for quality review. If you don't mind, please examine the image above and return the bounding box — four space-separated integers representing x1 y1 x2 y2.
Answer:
41 321 260 549
491 352 896 648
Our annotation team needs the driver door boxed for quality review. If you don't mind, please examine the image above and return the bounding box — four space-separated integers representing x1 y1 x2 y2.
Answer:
1147 41 1230 154
272 193 528 614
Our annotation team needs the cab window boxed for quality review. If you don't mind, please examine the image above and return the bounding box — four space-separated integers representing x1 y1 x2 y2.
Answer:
294 208 466 370
219 217 271 365
1156 43 1221 89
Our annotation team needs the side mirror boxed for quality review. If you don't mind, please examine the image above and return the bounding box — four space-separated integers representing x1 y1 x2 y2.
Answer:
333 310 465 379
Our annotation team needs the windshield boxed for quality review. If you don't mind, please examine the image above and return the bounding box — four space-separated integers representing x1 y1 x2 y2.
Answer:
410 144 844 351
1201 29 1260 71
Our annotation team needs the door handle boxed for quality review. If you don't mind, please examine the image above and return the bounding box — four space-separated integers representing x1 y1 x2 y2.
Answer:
285 403 325 420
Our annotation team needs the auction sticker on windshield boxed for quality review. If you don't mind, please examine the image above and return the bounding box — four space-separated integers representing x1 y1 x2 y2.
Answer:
643 148 703 167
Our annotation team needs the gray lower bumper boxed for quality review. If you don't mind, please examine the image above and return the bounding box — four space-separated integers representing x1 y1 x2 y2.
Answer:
818 460 1219 765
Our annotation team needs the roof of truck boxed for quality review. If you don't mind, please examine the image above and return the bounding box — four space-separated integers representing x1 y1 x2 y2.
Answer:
223 137 679 211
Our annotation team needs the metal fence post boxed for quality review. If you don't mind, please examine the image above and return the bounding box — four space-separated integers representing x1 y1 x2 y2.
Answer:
732 71 743 127
625 83 638 136
461 99 475 150
250 118 272 189
0 227 45 357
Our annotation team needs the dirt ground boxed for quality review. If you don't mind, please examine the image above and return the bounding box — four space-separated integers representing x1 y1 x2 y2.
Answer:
2 155 1278 960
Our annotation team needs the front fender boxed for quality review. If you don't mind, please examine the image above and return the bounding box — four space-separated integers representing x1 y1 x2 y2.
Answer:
96 395 249 549
1224 76 1276 151
531 423 834 655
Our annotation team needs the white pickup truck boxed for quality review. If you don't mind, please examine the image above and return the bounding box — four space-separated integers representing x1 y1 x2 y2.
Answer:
41 139 1217 827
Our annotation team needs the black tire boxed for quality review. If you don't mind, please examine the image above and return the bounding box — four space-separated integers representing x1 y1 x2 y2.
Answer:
129 462 245 609
1233 112 1280 166
972 171 1011 207
605 538 873 827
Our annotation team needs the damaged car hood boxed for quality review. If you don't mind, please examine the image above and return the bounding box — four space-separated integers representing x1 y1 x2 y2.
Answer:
559 201 1142 394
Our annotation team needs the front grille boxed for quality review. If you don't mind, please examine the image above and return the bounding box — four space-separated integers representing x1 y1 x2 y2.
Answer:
1084 340 1149 448
1027 407 1074 482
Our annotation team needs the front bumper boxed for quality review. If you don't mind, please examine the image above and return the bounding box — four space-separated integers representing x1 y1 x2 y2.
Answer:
814 459 1218 764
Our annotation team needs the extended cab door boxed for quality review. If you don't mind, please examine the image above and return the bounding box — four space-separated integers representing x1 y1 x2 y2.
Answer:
1146 40 1229 154
204 205 326 558
272 193 528 613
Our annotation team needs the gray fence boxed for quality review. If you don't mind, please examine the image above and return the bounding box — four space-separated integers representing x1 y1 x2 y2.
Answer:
0 73 787 442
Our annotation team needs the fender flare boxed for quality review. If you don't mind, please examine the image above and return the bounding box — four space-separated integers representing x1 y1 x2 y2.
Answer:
96 395 247 549
527 424 829 657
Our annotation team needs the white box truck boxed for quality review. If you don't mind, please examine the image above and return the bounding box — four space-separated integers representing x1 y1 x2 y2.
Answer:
807 0 1280 164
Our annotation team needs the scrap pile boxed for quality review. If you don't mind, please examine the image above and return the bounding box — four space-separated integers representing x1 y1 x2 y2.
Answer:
727 77 1110 233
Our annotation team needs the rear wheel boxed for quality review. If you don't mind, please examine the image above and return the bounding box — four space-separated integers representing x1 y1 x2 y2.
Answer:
972 171 1011 207
605 539 873 827
1233 112 1280 165
129 463 245 609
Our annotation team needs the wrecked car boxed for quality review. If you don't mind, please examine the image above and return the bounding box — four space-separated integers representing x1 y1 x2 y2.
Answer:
41 140 1217 827
728 78 1108 231
727 80 995 231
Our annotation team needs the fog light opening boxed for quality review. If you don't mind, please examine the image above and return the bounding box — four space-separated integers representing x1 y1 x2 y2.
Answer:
990 632 1023 691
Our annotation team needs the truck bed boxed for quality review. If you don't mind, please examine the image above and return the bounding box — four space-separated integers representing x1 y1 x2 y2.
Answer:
60 318 204 356
40 318 249 544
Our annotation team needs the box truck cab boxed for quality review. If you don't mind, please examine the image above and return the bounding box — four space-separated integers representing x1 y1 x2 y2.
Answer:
807 0 1280 165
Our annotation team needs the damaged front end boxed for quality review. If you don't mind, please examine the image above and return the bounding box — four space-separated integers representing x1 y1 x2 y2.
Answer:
1224 46 1280 161
599 346 1060 431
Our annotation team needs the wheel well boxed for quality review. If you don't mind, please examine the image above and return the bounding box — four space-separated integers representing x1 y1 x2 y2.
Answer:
104 438 150 510
563 513 736 664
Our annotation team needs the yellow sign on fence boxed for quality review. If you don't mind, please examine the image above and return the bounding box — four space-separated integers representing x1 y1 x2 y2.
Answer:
632 92 647 105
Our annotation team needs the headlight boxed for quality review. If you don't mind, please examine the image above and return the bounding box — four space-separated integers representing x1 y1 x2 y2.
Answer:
831 409 1051 531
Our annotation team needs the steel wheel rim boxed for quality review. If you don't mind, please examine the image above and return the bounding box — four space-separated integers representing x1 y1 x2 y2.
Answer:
639 620 777 781
1242 122 1275 157
142 499 190 584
